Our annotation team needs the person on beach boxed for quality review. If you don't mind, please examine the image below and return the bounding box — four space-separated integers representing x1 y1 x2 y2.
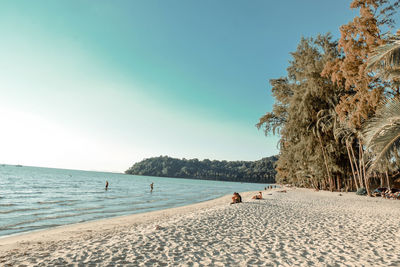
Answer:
231 192 242 204
105 180 109 190
150 182 154 192
252 191 262 199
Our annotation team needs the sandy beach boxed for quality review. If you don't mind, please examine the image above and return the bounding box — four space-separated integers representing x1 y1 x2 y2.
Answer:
1 187 400 266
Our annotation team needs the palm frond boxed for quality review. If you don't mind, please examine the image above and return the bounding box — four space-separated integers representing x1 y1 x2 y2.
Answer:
367 38 400 79
363 98 400 171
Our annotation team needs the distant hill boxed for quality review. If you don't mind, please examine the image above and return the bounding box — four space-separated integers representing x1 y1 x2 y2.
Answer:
125 156 278 183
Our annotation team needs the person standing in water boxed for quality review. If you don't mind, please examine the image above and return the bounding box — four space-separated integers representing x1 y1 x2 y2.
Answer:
105 180 109 190
150 182 154 192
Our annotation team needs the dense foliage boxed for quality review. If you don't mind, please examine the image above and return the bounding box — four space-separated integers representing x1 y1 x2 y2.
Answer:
258 0 400 194
258 34 350 190
125 156 277 183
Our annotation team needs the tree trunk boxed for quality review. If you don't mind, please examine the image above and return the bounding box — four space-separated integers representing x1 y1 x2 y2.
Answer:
349 143 363 188
358 144 371 196
350 147 364 187
322 179 327 190
346 141 359 190
386 171 391 190
319 136 333 191
311 177 319 190
360 144 370 196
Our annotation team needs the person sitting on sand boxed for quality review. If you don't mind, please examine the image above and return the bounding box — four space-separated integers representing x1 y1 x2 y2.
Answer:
383 189 392 199
372 188 384 197
252 191 262 199
231 192 242 204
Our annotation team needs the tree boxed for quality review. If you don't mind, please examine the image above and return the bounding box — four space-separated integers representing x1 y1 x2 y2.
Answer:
363 35 400 176
363 98 400 171
321 0 400 195
125 156 278 183
368 36 400 80
258 34 349 190
322 0 400 128
257 0 400 192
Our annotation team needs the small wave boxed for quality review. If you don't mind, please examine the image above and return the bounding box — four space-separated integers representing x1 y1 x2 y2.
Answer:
0 208 32 214
0 212 95 230
29 206 103 217
31 186 53 190
14 192 43 195
58 202 77 206
98 194 141 200
37 200 76 205
0 206 53 214
2 223 61 232
0 203 16 207
146 199 163 203
103 196 119 199
1 206 151 231
74 206 104 211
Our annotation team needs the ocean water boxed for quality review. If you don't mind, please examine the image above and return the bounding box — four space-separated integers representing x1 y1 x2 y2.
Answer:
0 165 269 237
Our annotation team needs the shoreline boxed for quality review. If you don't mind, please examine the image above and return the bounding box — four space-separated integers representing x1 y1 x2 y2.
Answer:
0 191 256 252
0 189 260 243
2 188 400 266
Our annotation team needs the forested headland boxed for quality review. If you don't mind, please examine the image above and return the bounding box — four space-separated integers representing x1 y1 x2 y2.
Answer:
125 156 277 183
257 0 400 195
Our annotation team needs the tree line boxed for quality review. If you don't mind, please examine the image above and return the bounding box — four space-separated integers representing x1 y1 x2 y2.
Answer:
257 0 400 195
125 156 277 183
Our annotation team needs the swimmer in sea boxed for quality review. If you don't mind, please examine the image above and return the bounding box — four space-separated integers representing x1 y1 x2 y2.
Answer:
150 182 154 192
105 180 109 190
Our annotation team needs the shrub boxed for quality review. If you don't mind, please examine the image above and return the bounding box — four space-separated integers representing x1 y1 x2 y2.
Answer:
356 187 367 195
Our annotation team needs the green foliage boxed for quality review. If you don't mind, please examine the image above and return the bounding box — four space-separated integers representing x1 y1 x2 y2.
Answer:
363 34 400 174
125 155 278 183
258 1 400 193
363 97 400 172
258 34 349 190
368 37 400 80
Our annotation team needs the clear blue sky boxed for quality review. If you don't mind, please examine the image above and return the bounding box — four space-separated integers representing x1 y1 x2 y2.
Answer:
0 0 358 172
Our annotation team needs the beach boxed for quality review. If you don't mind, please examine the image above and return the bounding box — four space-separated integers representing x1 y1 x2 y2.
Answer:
1 187 400 266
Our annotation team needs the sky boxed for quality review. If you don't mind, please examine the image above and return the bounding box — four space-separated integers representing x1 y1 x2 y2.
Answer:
0 0 359 172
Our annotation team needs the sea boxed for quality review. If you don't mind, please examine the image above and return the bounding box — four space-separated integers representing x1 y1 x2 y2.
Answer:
0 164 270 238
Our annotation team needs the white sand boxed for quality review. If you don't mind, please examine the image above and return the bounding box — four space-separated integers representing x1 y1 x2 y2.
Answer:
1 187 400 266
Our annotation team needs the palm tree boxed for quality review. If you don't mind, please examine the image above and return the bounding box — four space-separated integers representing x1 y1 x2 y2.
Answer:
363 98 400 171
367 37 400 80
363 36 400 174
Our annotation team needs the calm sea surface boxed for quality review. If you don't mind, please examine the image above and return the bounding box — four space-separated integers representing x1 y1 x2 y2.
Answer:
0 165 269 237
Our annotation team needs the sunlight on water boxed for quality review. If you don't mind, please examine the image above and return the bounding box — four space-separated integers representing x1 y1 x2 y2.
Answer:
0 165 270 237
